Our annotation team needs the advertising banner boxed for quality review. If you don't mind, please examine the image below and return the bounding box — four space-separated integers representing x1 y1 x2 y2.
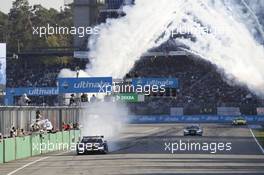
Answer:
115 93 139 102
130 115 264 124
5 87 58 105
132 78 178 88
58 77 112 93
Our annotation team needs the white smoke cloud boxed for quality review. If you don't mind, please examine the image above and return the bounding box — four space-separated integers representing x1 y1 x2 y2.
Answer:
87 0 264 96
87 0 183 78
58 68 89 78
79 102 129 150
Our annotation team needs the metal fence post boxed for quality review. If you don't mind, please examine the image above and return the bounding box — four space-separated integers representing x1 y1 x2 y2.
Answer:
59 108 62 131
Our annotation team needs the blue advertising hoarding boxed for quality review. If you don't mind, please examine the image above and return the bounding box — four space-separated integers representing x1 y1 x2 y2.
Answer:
58 77 112 93
5 87 59 105
130 115 264 124
132 78 179 88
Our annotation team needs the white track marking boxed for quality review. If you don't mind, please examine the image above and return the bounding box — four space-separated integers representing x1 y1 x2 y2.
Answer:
6 157 49 175
6 151 71 175
249 129 264 154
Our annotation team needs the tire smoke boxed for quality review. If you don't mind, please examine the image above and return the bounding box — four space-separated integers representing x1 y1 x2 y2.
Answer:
79 102 129 139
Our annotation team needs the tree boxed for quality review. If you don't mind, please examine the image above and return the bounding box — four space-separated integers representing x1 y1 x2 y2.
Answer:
7 0 33 52
6 0 73 53
0 11 8 43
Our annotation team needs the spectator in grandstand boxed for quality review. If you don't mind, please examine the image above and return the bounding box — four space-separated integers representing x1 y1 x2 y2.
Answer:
90 94 97 103
69 94 76 106
81 93 88 102
18 94 31 106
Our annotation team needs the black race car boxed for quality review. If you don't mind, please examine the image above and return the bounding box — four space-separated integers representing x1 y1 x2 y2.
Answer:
183 124 203 136
76 136 109 155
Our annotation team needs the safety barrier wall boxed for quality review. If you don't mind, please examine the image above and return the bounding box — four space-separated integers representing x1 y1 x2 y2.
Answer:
62 131 70 148
70 130 75 145
16 136 31 159
56 132 63 150
0 140 3 163
130 115 264 124
40 134 49 154
0 106 80 137
31 134 41 156
0 130 80 163
4 138 16 162
74 130 81 143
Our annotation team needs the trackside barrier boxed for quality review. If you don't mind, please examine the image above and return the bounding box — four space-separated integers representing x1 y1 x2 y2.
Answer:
70 130 75 145
31 134 41 156
1 130 80 163
16 136 31 160
0 140 3 163
62 131 70 149
4 138 15 162
56 132 63 150
130 115 264 124
74 130 81 143
49 133 57 151
40 134 49 154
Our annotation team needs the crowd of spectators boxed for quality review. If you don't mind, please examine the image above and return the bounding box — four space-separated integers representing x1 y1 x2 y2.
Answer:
6 57 89 106
6 53 263 114
127 55 263 115
7 58 88 88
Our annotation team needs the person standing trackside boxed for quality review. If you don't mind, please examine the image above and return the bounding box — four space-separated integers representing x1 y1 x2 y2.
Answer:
36 110 43 122
18 93 31 106
69 94 75 106
81 93 88 102
90 94 97 103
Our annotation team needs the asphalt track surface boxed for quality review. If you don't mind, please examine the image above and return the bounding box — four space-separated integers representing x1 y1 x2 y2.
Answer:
0 124 264 175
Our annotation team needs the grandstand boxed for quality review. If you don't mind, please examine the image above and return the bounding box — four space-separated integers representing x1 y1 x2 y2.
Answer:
126 55 262 115
7 57 89 105
6 50 263 113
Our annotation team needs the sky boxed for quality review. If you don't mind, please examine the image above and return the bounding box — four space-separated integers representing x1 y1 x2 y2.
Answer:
0 0 66 14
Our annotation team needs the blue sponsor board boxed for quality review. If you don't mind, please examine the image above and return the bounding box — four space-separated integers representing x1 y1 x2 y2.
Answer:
6 87 58 96
58 77 112 93
130 115 264 124
5 87 58 105
132 78 178 88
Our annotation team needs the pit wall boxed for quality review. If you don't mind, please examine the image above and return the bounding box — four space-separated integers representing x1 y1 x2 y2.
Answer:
0 130 81 163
